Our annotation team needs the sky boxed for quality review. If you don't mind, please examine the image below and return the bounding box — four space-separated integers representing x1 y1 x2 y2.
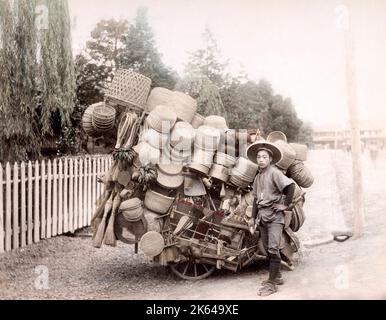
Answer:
68 0 386 129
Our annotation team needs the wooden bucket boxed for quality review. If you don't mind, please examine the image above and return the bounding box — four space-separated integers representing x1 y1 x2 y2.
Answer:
209 164 229 183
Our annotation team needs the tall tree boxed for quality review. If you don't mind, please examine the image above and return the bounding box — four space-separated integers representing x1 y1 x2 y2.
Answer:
75 19 128 106
120 7 178 89
184 25 230 89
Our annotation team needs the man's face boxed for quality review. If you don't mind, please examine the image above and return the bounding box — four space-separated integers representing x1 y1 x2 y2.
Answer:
256 150 272 169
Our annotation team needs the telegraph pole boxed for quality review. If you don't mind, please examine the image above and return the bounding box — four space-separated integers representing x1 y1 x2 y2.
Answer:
338 5 365 237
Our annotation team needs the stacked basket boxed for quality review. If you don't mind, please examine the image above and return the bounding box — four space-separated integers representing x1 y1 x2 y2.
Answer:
229 157 259 189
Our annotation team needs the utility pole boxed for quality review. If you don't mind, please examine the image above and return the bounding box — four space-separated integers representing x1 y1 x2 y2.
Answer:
337 5 365 237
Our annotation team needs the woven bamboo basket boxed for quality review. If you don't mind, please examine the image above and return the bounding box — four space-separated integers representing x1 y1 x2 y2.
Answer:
231 157 259 181
203 116 228 130
144 189 175 214
289 143 308 161
92 103 116 132
170 121 196 151
287 160 314 188
82 104 98 136
146 105 177 133
105 68 151 110
139 231 165 257
274 140 296 170
190 113 205 129
209 164 229 183
229 175 250 189
214 152 236 168
146 87 174 112
156 163 184 189
186 162 210 176
267 131 287 143
143 128 169 149
192 148 215 167
172 91 197 123
194 125 221 151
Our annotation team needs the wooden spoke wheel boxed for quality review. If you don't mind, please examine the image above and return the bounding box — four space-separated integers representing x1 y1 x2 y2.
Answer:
170 260 216 281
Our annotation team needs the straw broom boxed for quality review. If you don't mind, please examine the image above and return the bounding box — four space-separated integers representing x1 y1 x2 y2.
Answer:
103 193 122 247
93 192 114 248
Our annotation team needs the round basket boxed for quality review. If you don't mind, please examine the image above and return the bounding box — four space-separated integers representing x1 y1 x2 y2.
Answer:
144 189 175 214
134 142 161 165
163 143 191 164
209 164 229 183
229 175 250 189
194 125 221 151
114 213 147 244
187 162 210 176
170 121 195 151
192 148 215 167
146 87 174 112
143 209 163 233
289 143 308 161
119 198 144 222
231 157 259 181
82 104 98 136
146 105 177 133
287 160 314 188
143 128 169 149
92 103 116 132
203 116 228 130
172 91 197 123
190 113 205 129
156 164 184 189
214 152 236 168
139 231 165 257
105 68 152 110
274 140 296 170
267 131 287 143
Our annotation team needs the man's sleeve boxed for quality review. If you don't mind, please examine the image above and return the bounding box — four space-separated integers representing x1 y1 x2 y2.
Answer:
272 169 294 192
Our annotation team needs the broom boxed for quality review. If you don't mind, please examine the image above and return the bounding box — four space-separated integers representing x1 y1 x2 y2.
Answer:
103 193 122 247
91 188 113 231
93 192 114 248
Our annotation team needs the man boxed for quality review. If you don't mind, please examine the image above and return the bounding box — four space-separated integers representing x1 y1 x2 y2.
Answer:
246 140 295 296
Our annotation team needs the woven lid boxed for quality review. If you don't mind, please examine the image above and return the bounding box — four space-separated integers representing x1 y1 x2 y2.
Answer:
156 169 184 189
139 231 165 257
157 163 183 175
122 206 144 222
204 116 228 130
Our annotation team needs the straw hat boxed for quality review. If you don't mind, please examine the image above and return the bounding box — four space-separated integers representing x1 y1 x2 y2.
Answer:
246 141 282 165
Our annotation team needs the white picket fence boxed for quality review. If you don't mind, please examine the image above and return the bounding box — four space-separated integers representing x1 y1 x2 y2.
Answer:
0 155 112 253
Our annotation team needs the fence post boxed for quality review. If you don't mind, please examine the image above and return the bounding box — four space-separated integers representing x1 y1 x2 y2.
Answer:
47 160 52 239
63 158 69 233
0 165 4 253
34 160 40 243
52 159 58 237
40 160 46 239
58 160 63 234
6 163 12 251
69 158 74 233
78 158 84 228
27 161 33 244
13 163 19 249
20 162 26 247
74 158 79 231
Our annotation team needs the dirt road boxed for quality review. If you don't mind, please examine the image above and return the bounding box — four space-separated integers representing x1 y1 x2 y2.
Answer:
1 150 385 299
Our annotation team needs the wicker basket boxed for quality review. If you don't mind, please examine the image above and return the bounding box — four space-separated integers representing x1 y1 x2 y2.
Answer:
229 175 250 189
287 160 314 188
143 128 169 149
194 125 221 151
214 152 236 168
274 140 296 170
203 116 228 130
209 164 229 183
92 102 116 132
144 189 175 214
192 148 215 167
146 105 177 133
170 121 196 151
231 157 259 181
105 69 152 110
146 87 174 112
267 131 287 143
289 143 308 161
187 162 210 176
172 91 197 123
156 164 184 189
191 113 205 129
82 104 98 136
163 143 191 164
134 141 161 165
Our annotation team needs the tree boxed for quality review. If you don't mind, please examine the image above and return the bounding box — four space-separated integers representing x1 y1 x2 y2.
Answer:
184 25 230 89
120 7 178 89
75 19 128 107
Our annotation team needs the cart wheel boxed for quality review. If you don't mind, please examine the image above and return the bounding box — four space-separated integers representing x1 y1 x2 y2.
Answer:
170 260 216 281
